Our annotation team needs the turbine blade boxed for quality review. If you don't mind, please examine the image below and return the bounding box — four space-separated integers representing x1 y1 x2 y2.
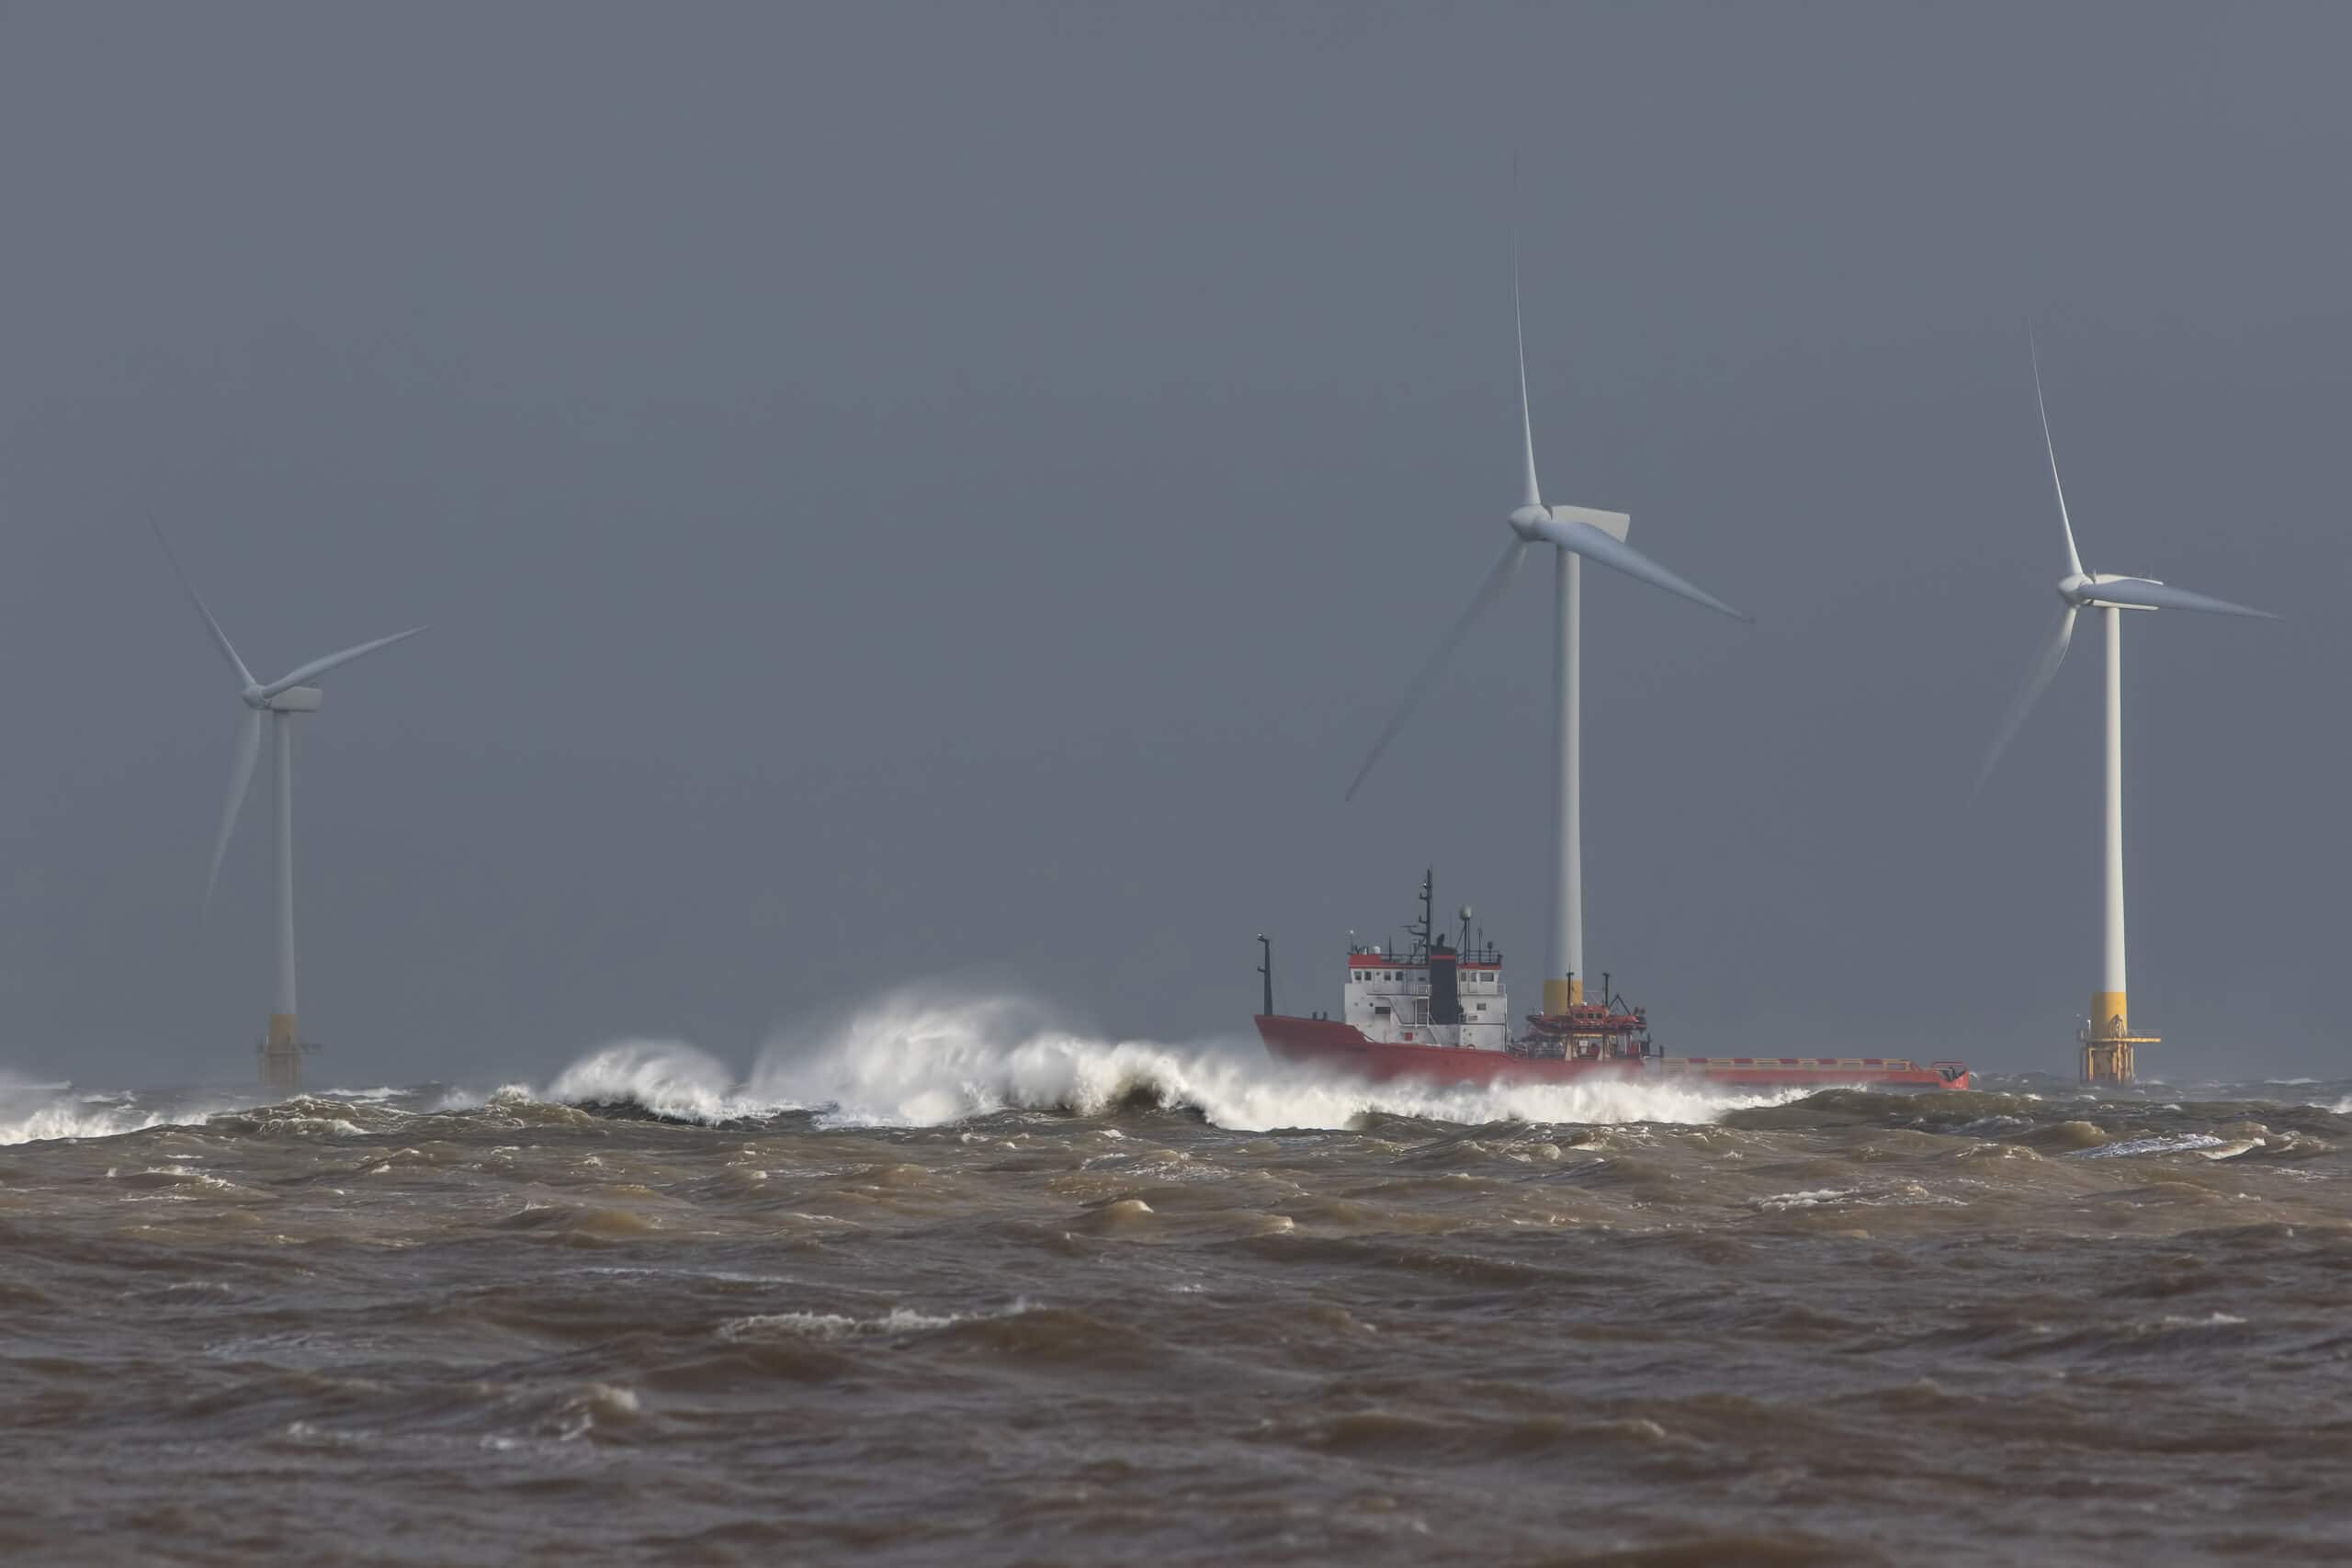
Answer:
259 626 429 697
149 514 255 689
1346 540 1529 801
1976 604 2077 792
2030 332 2086 581
1513 232 1542 510
2084 578 2280 619
1522 515 1750 622
206 707 265 905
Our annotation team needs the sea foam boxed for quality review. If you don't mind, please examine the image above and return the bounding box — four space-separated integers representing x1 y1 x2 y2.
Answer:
525 990 1792 1133
0 1077 227 1147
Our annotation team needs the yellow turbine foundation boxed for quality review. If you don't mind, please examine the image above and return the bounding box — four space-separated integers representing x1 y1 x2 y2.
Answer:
1544 976 1585 1014
260 1013 308 1095
2079 990 2155 1086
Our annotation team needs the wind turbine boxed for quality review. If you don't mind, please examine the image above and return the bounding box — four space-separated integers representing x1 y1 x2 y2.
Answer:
1975 339 2278 1084
1347 244 1749 1017
154 523 426 1094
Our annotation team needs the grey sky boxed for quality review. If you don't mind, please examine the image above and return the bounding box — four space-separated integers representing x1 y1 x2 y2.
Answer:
2 2 2345 1084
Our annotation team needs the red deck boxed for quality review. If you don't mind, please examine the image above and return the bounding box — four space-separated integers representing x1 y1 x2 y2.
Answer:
1255 1015 1969 1091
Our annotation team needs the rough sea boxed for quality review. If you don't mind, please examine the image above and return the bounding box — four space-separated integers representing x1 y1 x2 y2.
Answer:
4 999 2347 1565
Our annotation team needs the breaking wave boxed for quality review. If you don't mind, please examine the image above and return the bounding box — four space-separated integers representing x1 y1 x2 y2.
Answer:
535 991 1794 1132
542 1040 751 1122
0 1077 230 1147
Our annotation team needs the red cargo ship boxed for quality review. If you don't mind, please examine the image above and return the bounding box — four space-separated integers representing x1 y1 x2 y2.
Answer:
1254 874 1968 1093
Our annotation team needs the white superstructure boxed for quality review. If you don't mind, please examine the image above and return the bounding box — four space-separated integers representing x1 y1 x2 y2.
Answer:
1340 946 1512 1050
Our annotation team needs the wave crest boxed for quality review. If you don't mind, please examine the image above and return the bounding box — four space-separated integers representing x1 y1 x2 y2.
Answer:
0 1076 224 1147
740 991 1784 1132
544 1041 749 1122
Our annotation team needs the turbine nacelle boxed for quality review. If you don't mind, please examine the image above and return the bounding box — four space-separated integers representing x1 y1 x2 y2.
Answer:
1511 503 1636 547
2059 572 2156 611
236 679 338 712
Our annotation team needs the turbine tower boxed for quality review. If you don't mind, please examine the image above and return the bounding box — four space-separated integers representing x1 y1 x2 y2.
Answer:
1976 341 2278 1084
1348 243 1748 1017
155 524 425 1094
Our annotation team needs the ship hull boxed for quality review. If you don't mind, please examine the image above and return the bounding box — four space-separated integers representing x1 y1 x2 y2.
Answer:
1255 1015 1968 1091
1256 1014 1641 1085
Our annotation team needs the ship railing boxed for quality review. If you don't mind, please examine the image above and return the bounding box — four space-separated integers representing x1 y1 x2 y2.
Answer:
1346 943 1506 967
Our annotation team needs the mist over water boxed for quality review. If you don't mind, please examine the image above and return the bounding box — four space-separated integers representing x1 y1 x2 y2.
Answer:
5 997 2351 1563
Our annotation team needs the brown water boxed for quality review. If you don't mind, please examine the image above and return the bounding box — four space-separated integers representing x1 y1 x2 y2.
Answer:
3 1015 2348 1565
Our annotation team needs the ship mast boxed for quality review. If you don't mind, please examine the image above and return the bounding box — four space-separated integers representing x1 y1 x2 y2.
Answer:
1412 868 1435 960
